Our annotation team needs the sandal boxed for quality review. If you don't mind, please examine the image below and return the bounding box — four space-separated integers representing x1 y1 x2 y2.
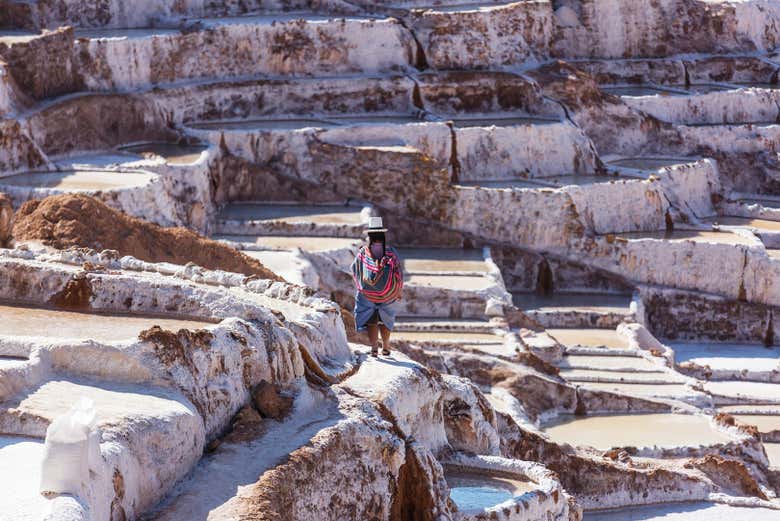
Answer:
382 346 391 356
370 345 379 357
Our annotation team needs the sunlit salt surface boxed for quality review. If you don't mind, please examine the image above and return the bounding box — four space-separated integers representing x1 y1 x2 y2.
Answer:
669 342 780 372
542 413 734 450
445 469 536 513
0 355 27 369
766 443 780 467
398 248 487 273
704 381 780 402
0 30 41 45
392 331 501 343
120 143 208 165
720 404 780 414
584 501 780 521
546 328 627 349
616 230 756 246
559 355 660 371
703 216 780 232
559 368 681 383
577 382 692 398
541 174 645 187
414 2 517 14
0 170 155 191
0 304 211 342
0 436 50 520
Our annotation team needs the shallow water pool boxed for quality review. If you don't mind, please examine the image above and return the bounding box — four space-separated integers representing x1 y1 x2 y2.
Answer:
446 470 536 513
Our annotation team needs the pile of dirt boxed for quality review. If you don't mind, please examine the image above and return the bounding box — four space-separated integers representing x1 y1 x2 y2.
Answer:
12 194 281 281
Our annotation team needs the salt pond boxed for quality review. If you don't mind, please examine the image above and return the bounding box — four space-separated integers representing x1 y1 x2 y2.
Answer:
542 413 734 450
445 469 537 513
0 304 211 342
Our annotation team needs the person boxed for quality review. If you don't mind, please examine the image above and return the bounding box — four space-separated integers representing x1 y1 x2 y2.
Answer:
350 217 404 357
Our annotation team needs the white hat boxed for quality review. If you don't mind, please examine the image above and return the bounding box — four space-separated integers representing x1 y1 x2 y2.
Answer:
366 216 388 233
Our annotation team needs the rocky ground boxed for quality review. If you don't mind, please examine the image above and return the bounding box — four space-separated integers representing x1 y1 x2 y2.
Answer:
2 0 780 520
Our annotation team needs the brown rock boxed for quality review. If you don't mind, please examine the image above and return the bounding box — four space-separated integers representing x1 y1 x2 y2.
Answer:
251 380 294 421
0 192 13 247
224 405 266 443
688 454 768 499
48 272 93 310
12 194 281 280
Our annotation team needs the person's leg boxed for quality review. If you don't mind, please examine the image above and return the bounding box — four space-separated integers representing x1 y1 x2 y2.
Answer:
367 324 380 356
379 325 391 355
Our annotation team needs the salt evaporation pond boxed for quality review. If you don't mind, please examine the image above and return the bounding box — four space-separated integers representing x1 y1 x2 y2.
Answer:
546 328 627 349
703 216 780 232
445 469 536 513
0 303 211 342
397 248 488 273
542 413 734 450
617 230 756 246
215 235 359 251
585 501 780 521
0 170 154 191
218 203 364 225
608 157 692 170
120 143 208 165
727 414 780 433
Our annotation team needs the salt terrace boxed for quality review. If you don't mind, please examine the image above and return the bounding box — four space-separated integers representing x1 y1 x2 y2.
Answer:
2 0 780 519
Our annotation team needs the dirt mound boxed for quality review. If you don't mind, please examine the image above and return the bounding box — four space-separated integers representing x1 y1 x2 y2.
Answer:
12 194 281 281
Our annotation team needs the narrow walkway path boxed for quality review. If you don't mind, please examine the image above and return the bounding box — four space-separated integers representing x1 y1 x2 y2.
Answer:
148 386 341 521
